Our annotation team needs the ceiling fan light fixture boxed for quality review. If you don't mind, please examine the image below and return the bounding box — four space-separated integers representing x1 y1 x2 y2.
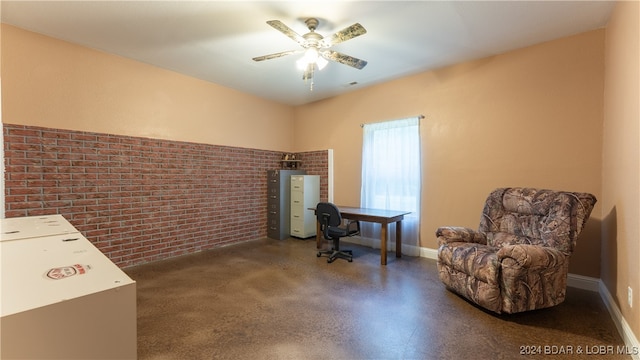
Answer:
295 57 308 71
296 47 327 71
316 56 328 70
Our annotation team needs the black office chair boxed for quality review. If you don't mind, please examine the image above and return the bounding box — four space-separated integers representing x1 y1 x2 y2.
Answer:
316 202 360 263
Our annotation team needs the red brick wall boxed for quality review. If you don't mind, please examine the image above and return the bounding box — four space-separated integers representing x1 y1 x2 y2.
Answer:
3 124 328 267
297 150 330 203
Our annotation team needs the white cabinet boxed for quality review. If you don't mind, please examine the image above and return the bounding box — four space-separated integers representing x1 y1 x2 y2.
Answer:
290 175 320 238
0 215 137 360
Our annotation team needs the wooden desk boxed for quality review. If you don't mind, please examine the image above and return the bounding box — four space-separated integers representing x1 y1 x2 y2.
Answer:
314 206 411 265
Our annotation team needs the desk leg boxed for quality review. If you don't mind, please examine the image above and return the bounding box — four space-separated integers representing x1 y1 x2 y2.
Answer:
396 220 402 258
316 220 322 249
381 223 388 265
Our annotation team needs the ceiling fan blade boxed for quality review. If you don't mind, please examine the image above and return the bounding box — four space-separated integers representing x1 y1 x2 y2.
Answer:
266 20 306 47
321 50 368 70
319 23 367 47
252 50 299 62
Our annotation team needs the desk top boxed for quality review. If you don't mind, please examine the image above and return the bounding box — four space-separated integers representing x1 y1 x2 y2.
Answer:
311 206 410 224
337 206 410 218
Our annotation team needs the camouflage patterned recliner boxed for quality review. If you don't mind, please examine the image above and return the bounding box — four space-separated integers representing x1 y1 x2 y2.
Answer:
436 187 597 314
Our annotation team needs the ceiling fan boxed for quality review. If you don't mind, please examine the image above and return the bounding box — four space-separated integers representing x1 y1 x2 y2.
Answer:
252 18 368 89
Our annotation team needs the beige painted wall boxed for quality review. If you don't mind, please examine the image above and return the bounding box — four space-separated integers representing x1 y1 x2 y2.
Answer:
294 30 605 277
1 24 295 151
603 0 640 340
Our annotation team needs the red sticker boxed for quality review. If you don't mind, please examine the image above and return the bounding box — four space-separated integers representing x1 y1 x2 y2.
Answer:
46 264 90 280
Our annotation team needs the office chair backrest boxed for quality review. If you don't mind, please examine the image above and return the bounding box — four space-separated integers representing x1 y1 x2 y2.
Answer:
316 202 342 227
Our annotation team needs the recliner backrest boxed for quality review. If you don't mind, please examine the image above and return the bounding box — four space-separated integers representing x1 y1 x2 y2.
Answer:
478 188 596 254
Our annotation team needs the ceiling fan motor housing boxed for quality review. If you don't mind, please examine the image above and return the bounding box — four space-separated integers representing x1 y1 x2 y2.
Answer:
304 18 319 31
303 18 323 48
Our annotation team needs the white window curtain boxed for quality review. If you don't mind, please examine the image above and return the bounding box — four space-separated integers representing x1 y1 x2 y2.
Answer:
360 116 421 255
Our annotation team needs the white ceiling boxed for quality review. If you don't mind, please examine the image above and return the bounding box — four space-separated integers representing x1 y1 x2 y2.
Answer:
1 1 615 106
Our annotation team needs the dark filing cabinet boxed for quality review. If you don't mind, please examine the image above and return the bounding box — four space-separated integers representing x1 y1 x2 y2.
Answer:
267 169 306 239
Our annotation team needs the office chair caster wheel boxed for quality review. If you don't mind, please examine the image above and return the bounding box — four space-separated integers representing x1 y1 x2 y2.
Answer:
348 259 353 262
317 252 321 257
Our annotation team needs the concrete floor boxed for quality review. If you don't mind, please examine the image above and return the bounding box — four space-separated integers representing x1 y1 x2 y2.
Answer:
125 237 627 360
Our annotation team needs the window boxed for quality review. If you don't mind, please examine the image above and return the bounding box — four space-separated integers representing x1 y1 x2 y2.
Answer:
360 117 421 254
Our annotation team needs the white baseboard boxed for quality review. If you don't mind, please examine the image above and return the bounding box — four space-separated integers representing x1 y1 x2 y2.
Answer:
599 280 640 360
567 273 601 292
341 235 374 248
420 246 438 260
342 236 423 257
345 239 639 356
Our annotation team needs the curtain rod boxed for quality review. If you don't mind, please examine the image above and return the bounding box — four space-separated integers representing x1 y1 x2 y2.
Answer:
360 114 425 128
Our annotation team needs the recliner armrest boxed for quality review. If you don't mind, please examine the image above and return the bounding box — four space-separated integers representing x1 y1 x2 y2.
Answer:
497 244 567 270
436 226 487 245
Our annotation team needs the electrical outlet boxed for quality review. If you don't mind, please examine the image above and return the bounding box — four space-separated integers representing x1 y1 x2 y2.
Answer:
628 286 633 308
